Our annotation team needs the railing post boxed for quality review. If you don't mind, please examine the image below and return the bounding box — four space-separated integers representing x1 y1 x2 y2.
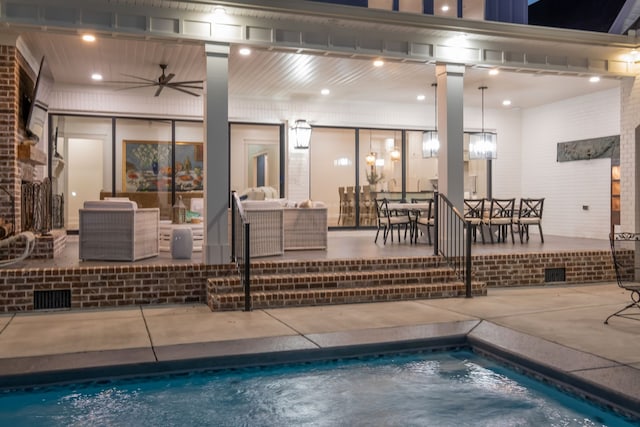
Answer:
243 223 251 311
231 191 237 262
433 190 439 256
465 219 472 298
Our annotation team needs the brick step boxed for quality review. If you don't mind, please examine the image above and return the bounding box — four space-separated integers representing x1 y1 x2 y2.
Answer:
209 281 487 311
209 267 457 294
245 256 443 276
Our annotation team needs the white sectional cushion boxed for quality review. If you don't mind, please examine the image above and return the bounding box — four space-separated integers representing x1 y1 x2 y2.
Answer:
84 200 138 209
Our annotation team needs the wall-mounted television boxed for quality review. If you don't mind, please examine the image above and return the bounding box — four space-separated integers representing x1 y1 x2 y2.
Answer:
25 56 53 142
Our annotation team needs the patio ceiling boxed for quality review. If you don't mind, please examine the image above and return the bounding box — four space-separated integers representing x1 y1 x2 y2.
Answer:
17 29 621 112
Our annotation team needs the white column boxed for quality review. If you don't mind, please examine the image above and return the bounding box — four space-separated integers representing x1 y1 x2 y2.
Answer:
204 43 230 265
620 77 640 278
436 63 465 211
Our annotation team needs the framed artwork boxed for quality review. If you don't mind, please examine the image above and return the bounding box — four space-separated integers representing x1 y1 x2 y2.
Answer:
123 140 204 192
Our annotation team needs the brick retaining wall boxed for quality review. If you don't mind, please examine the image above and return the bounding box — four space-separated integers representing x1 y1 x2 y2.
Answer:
0 249 631 313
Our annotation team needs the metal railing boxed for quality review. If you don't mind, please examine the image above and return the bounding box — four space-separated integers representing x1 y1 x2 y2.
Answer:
433 191 472 298
231 191 251 311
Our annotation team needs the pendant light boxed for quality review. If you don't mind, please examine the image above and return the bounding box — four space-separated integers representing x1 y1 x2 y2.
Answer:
469 86 497 160
422 83 439 158
365 129 376 165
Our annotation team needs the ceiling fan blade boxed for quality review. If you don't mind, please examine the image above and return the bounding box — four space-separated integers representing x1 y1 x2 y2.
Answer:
154 85 165 97
163 73 175 84
119 74 158 84
166 85 201 97
167 83 203 90
113 84 157 91
168 80 204 85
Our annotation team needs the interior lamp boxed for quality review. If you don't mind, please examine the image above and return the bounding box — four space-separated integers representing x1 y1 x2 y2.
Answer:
468 86 497 160
422 83 439 158
365 152 377 165
390 148 401 162
293 119 312 149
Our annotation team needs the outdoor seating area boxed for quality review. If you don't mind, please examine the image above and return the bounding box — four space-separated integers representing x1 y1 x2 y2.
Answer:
372 197 544 246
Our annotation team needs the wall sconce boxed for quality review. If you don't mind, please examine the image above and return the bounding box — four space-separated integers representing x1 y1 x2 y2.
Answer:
292 119 312 149
468 86 497 160
390 147 401 161
422 83 439 158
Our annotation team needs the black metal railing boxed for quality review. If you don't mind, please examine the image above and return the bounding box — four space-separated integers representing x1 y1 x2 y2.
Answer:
231 191 251 311
433 191 472 298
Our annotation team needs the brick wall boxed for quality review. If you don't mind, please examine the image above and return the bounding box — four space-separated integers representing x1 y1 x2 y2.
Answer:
0 263 236 312
0 249 628 313
0 44 36 235
473 249 629 287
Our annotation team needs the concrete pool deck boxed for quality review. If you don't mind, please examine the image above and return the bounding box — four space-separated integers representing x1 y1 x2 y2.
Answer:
1 283 639 419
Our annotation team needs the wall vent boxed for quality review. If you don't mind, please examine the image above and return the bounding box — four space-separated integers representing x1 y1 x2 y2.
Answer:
33 290 71 310
545 267 566 283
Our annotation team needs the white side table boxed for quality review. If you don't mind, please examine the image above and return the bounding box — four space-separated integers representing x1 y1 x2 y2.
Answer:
159 220 204 252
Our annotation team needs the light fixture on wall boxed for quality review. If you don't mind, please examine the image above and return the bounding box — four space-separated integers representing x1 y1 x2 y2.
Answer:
422 83 439 158
292 119 312 149
468 86 497 160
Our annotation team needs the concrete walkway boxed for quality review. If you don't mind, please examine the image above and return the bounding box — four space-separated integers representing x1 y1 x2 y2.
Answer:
1 283 639 419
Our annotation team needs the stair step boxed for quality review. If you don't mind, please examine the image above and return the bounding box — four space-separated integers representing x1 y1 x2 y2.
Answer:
209 267 457 293
209 281 487 311
245 256 443 275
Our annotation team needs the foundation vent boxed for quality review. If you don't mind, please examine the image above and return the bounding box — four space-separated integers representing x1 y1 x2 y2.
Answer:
545 267 566 283
33 289 71 310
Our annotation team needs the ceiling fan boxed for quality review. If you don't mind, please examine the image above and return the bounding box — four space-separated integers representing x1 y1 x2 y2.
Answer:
106 64 203 97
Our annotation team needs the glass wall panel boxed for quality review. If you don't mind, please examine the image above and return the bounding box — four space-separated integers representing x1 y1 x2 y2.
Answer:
116 118 173 219
309 127 355 227
464 133 488 199
361 129 402 202
175 121 205 217
406 130 438 200
230 123 281 197
52 115 113 230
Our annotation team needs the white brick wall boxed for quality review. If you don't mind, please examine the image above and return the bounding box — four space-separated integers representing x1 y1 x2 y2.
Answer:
521 88 620 239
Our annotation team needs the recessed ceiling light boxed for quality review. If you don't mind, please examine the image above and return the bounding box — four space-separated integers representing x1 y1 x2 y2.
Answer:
502 99 511 106
91 73 103 81
417 94 426 101
321 88 330 95
239 47 251 56
589 76 600 83
82 34 96 42
442 5 450 12
373 59 384 67
489 69 499 76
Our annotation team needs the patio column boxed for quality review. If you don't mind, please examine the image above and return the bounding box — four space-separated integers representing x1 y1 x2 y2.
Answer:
435 63 465 211
203 43 230 265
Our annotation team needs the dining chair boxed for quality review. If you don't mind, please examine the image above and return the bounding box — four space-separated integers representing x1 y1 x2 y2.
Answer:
463 198 485 244
482 198 516 244
374 198 412 244
360 185 374 226
516 198 544 243
344 186 355 226
411 198 434 244
337 186 345 225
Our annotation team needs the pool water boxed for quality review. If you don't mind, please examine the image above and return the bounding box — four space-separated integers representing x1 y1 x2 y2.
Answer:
0 350 634 426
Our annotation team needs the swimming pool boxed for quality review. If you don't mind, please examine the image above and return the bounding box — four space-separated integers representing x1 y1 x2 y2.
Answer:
0 350 634 426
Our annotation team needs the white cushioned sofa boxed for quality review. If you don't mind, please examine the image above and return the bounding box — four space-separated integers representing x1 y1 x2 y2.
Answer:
79 199 160 261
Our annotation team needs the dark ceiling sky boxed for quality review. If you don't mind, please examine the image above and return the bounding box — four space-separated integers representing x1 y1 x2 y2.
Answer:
308 0 626 33
516 0 625 33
